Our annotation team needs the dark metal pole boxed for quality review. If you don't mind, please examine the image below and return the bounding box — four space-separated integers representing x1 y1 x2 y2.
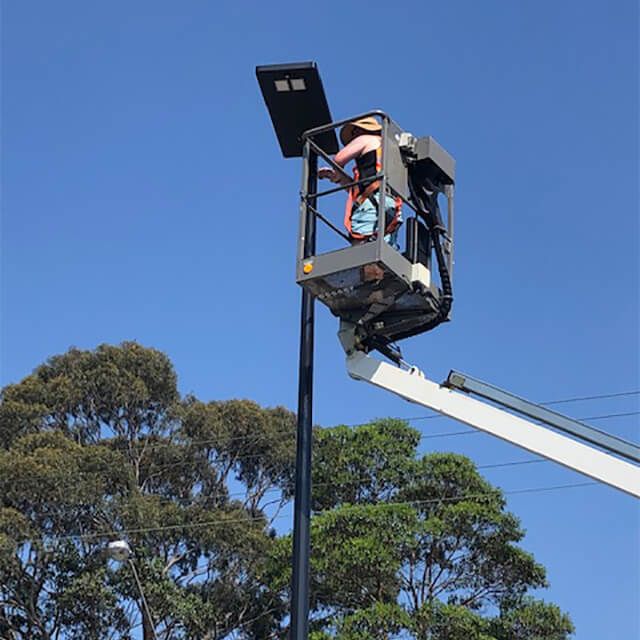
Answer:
290 144 317 640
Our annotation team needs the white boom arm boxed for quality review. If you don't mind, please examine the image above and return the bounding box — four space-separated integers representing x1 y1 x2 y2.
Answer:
345 349 640 498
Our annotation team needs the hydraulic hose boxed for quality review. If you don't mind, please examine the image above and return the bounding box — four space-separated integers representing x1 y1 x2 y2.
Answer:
400 173 453 336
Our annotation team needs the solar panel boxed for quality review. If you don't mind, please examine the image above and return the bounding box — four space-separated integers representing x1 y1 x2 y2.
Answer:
256 61 339 158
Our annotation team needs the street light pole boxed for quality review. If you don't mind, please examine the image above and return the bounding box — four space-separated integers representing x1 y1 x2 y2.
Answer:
106 541 159 640
255 61 336 639
127 559 159 640
290 144 317 640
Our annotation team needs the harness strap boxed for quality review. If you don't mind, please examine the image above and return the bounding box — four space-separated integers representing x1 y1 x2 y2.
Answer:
353 179 382 207
344 146 402 240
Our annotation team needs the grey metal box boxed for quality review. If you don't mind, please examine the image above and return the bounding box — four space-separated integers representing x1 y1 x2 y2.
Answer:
414 136 456 185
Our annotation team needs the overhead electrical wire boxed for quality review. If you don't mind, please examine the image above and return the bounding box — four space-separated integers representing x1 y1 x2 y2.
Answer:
43 480 599 544
3 390 635 523
416 410 639 441
8 407 635 484
104 406 639 456
540 390 640 405
28 478 600 638
4 455 552 506
4 407 624 554
11 408 633 487
80 388 636 456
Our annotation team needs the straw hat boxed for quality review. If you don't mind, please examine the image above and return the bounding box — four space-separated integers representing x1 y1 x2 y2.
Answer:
339 117 382 145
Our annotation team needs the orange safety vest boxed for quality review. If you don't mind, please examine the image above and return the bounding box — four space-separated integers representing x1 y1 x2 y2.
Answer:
344 146 403 240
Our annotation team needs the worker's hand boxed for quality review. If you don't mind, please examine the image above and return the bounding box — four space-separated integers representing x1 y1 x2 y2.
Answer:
318 167 337 182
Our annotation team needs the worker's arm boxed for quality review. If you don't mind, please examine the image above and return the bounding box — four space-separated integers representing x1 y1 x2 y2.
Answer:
318 137 370 184
334 137 369 166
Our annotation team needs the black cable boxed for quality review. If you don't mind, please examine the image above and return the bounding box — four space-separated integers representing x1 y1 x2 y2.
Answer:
542 390 640 405
8 405 634 473
42 480 600 543
7 409 634 499
111 391 639 453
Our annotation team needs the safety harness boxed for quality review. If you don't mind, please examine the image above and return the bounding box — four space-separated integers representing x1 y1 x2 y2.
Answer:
344 146 402 241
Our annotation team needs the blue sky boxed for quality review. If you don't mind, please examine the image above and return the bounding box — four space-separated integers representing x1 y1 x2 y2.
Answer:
1 1 638 637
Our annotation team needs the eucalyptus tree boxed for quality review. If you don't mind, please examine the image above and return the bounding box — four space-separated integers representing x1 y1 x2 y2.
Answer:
0 344 573 639
0 343 295 639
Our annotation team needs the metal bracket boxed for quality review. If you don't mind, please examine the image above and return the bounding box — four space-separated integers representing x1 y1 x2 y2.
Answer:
338 320 360 357
338 320 423 375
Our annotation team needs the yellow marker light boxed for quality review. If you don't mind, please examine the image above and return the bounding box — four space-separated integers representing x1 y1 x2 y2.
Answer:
303 262 314 274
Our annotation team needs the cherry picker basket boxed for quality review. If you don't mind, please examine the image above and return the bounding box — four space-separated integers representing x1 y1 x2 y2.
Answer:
296 111 456 352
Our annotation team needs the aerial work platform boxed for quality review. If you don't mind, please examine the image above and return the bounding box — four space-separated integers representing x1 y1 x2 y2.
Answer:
296 111 456 351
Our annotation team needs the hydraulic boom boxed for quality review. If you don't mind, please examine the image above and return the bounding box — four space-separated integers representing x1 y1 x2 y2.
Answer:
339 323 640 498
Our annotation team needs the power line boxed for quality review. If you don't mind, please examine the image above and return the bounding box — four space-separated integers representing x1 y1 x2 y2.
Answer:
43 480 599 543
569 411 639 421
478 458 544 470
346 482 600 513
101 408 639 459
33 389 635 457
136 409 640 468
388 390 640 422
6 411 633 486
542 390 640 405
416 411 639 442
4 393 635 504
4 456 551 506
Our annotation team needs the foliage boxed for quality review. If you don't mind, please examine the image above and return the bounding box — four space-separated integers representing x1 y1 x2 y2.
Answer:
268 422 571 639
0 342 295 639
491 598 575 640
0 343 574 639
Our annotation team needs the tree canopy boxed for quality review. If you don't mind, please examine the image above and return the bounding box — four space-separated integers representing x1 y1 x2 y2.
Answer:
0 343 574 639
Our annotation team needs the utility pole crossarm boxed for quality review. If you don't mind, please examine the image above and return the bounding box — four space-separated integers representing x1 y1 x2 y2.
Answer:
345 350 640 498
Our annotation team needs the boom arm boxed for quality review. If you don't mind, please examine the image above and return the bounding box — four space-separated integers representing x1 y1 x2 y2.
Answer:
340 327 640 498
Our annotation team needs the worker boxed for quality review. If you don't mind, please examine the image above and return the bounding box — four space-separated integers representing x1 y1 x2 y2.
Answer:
318 116 402 247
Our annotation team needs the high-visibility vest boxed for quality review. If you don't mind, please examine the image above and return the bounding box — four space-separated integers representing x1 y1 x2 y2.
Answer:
344 146 402 240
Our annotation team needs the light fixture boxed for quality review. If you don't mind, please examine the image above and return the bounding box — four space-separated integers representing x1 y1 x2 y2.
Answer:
256 61 338 158
107 540 132 562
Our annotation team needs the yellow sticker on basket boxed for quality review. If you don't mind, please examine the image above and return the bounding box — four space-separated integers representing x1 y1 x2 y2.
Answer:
303 262 314 274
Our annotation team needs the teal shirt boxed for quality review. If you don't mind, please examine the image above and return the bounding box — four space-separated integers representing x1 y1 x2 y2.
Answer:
350 193 401 247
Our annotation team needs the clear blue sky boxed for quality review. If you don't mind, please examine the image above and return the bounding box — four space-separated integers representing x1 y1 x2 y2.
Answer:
1 1 638 637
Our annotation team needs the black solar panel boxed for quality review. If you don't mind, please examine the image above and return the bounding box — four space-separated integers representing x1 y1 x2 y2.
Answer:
256 61 339 158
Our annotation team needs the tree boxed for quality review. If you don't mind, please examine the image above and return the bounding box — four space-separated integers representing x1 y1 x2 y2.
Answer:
0 342 296 639
0 343 574 639
267 419 575 639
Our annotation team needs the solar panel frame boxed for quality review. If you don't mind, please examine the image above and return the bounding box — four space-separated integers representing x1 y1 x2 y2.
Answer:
256 61 339 158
